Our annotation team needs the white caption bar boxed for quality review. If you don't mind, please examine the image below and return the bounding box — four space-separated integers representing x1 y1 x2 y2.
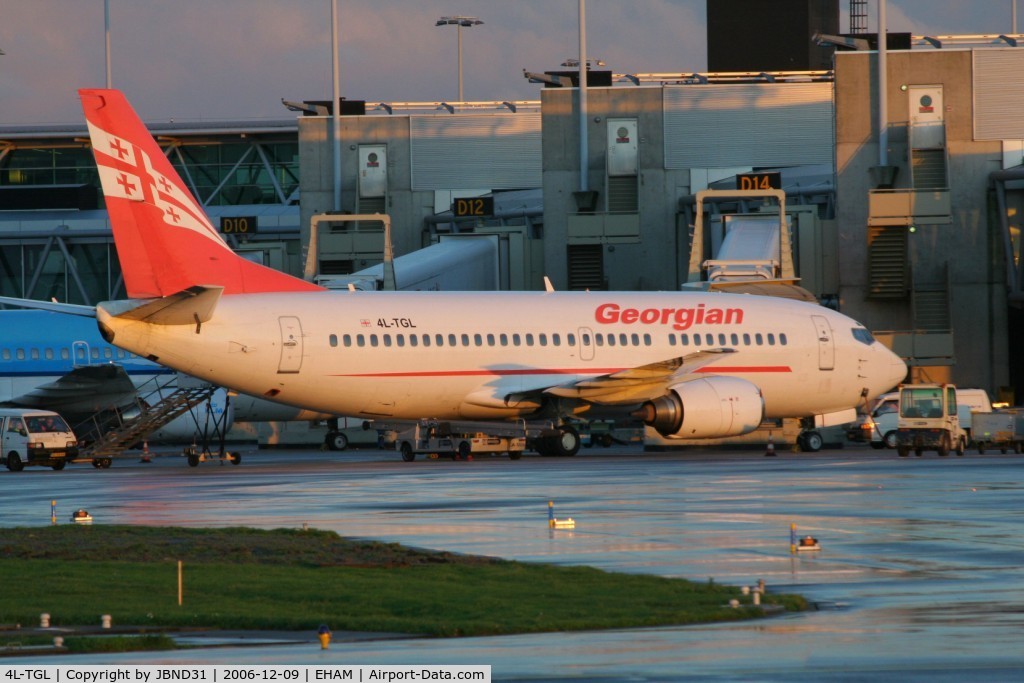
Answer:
0 666 491 683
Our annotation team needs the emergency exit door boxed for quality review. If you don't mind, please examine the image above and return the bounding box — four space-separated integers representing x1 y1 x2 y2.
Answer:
278 316 304 373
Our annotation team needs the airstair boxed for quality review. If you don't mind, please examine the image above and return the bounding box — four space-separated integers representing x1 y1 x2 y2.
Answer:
76 381 217 467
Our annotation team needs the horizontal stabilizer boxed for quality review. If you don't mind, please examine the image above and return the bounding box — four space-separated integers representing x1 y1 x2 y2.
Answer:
101 285 223 325
0 296 96 317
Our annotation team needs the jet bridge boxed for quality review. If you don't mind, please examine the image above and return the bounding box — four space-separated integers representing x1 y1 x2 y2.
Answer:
683 188 817 302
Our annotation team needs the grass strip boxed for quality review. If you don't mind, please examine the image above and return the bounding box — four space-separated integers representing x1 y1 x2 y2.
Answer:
0 526 805 637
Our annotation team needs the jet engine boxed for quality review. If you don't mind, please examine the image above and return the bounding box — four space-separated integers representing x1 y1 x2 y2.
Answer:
635 377 765 439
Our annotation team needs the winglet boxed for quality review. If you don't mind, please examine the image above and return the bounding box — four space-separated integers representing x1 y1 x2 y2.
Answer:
79 89 323 298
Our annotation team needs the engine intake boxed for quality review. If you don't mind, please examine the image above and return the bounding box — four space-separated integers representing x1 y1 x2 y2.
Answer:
638 377 765 439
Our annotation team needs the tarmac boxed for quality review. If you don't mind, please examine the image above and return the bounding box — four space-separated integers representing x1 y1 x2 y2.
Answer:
4 444 1024 680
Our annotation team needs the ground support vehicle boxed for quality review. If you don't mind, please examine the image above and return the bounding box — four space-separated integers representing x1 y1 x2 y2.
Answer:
396 421 528 462
972 409 1024 454
894 384 967 457
0 409 79 471
324 417 396 451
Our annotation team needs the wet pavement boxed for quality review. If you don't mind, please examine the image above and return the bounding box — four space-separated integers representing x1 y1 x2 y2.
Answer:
5 446 1024 680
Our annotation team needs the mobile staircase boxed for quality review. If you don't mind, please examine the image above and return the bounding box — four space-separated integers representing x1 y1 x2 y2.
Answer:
76 379 217 468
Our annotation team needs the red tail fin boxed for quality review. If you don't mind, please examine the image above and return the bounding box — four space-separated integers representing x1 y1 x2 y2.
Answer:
80 89 322 298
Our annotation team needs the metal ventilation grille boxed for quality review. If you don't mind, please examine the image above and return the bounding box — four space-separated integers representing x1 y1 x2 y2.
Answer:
913 290 950 331
567 244 605 290
607 176 638 213
867 225 908 299
912 149 947 190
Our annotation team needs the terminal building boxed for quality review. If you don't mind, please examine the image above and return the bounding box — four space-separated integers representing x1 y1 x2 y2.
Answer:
2 0 1022 405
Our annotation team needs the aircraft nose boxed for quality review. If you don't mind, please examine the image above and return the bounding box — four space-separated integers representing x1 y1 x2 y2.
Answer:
884 348 908 390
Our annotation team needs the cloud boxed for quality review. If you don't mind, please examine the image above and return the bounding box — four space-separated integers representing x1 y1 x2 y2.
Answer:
0 0 1012 124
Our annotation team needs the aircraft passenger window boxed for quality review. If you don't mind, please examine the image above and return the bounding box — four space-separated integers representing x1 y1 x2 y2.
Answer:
342 334 351 347
462 334 471 346
76 347 85 360
408 335 417 347
474 334 483 346
60 349 69 360
396 335 405 347
370 335 380 347
16 349 25 360
103 348 113 359
500 333 508 346
486 333 495 346
91 349 99 359
595 333 604 347
755 333 763 345
731 334 739 346
383 335 392 347
643 333 651 346
30 349 39 360
356 335 365 347
45 349 54 360
693 334 701 346
606 334 615 347
780 333 788 345
448 334 457 346
525 333 534 346
716 334 725 346
539 334 547 347
512 333 521 346
620 334 629 346
552 333 561 346
116 350 126 359
743 333 751 345
668 334 676 346
767 333 776 346
705 334 713 346
1 349 9 360
630 333 639 346
421 334 430 347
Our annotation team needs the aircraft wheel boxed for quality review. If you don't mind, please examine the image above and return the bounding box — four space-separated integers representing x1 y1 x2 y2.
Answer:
187 453 200 467
7 452 23 472
800 431 823 453
326 432 348 451
231 452 242 465
400 442 416 462
555 425 581 457
51 460 66 471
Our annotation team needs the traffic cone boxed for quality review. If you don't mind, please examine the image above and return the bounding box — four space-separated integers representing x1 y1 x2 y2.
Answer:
765 434 776 457
140 440 152 463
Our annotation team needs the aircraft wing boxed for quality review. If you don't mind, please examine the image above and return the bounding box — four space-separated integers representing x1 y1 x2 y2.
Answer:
1 364 139 424
542 348 738 405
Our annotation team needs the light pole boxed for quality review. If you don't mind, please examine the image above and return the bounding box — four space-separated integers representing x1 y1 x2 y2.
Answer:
436 16 483 101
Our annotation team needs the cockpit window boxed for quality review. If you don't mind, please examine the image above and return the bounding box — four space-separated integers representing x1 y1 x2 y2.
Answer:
852 328 875 346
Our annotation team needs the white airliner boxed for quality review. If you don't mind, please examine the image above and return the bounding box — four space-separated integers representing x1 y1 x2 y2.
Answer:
37 88 908 455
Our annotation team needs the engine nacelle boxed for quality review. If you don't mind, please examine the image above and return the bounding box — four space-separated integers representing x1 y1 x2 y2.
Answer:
636 377 765 439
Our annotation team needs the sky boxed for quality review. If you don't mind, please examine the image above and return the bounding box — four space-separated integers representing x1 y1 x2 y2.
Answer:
1 1 1021 125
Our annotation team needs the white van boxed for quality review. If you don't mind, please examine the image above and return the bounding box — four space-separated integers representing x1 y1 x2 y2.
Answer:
856 388 992 449
0 409 79 471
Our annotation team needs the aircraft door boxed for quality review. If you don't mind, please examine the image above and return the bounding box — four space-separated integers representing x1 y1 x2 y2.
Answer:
278 316 304 374
578 327 595 361
812 315 834 371
72 341 90 367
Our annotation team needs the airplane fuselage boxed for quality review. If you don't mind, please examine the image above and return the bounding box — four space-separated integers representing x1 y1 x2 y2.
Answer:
97 290 906 423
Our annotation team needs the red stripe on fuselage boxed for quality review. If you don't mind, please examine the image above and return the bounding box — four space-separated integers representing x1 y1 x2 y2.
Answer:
331 366 792 378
